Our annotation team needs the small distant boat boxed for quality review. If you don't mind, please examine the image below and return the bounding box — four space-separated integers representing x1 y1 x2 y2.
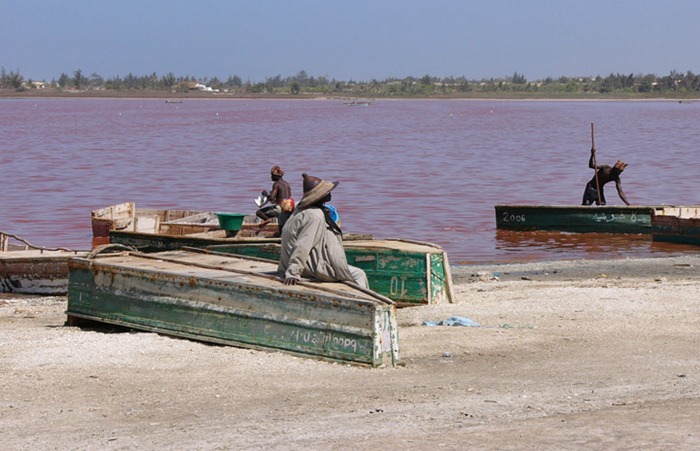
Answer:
495 205 700 234
651 207 700 245
66 248 399 367
1 230 88 294
165 100 183 104
343 100 373 106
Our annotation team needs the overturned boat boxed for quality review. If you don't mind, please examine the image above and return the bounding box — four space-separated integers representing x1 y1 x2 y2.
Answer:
66 248 399 367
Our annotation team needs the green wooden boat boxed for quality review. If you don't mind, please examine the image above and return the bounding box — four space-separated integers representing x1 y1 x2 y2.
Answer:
651 207 700 245
205 239 455 307
110 231 453 307
495 205 693 234
66 248 399 367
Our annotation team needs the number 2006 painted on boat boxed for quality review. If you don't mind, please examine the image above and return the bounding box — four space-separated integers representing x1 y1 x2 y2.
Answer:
502 212 526 223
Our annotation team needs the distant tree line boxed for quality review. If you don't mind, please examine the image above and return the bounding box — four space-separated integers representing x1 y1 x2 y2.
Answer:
2 66 700 97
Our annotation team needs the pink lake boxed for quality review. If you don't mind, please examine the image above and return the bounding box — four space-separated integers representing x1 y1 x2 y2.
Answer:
2 98 699 264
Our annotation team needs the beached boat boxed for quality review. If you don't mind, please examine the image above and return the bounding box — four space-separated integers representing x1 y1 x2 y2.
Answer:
651 207 700 245
495 205 697 234
66 248 399 367
205 239 454 307
91 202 278 248
96 203 454 305
1 230 88 295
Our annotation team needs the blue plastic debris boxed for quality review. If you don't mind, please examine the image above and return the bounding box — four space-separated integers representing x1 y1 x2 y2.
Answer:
422 316 481 327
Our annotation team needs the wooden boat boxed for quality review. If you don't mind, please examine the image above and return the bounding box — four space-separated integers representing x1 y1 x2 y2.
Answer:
91 202 278 248
651 207 700 245
1 230 88 295
344 101 372 106
495 205 698 234
66 248 399 367
205 239 455 307
96 203 454 306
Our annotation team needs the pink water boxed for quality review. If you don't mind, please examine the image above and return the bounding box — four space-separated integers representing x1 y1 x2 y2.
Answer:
2 98 700 264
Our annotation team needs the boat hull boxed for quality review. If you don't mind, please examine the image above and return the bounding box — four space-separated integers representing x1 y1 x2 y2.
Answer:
652 207 700 245
66 250 399 367
495 205 686 234
1 250 88 294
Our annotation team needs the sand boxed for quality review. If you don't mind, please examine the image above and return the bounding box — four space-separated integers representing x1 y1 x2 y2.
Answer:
2 255 699 450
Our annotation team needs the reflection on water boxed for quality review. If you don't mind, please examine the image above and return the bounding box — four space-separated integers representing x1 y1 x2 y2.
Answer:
493 230 700 264
2 98 700 263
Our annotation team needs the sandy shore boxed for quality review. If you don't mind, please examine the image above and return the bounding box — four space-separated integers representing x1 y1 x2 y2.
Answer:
2 256 699 450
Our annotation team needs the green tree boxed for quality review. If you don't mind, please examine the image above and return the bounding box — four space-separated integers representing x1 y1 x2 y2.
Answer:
58 73 69 88
73 69 86 90
89 72 104 88
512 72 527 84
160 72 176 89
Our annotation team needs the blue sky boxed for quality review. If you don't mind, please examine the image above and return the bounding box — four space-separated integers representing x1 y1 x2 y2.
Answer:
2 0 699 83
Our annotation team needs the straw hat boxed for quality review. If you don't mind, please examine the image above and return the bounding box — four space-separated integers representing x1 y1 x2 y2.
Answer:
297 173 338 209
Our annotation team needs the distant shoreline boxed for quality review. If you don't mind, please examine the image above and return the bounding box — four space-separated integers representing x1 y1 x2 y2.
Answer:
1 88 697 102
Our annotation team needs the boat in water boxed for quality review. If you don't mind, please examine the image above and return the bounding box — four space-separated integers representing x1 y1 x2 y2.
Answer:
495 205 700 234
651 207 700 245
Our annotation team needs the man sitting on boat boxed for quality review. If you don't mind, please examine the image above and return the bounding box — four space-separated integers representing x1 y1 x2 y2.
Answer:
582 148 630 206
278 173 369 289
256 165 294 231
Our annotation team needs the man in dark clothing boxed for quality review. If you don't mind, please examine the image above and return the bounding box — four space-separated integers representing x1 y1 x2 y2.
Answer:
582 148 630 206
256 165 293 230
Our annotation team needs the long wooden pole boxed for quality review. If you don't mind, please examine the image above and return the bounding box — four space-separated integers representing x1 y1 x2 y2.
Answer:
591 123 602 205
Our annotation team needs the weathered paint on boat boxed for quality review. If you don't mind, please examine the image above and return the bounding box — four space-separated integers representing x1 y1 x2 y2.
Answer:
651 207 700 245
495 205 693 234
66 249 399 367
0 249 88 294
205 239 455 307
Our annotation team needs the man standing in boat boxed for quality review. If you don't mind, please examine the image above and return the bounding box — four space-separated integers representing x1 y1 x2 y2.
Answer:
582 147 630 206
256 165 294 231
278 173 368 289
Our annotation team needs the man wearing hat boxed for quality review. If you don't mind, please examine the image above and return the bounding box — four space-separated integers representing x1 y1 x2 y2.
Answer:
278 173 369 288
582 147 630 206
256 165 293 231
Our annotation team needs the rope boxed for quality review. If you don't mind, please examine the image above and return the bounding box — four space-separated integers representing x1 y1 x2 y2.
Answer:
0 229 83 253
